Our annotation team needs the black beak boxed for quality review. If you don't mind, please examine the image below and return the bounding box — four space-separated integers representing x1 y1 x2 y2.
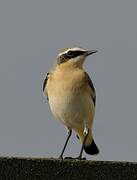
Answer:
85 50 98 56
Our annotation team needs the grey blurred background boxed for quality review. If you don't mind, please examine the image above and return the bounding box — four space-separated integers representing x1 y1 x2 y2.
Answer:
0 0 137 161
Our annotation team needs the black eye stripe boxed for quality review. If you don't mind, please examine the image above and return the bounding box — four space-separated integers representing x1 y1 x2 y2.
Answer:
57 50 86 64
66 50 85 59
67 50 74 56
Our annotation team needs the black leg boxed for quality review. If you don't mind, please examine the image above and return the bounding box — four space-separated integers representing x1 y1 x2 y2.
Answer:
59 129 72 159
77 129 89 160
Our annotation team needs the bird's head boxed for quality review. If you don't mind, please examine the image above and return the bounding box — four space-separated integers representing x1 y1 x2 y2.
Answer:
57 47 97 68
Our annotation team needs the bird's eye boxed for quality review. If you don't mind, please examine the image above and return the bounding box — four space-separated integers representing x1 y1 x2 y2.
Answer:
67 50 74 57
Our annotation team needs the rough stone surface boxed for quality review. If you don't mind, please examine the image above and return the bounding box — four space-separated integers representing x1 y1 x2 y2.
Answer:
0 157 137 180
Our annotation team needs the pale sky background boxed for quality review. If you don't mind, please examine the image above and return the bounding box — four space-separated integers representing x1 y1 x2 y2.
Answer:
0 0 137 161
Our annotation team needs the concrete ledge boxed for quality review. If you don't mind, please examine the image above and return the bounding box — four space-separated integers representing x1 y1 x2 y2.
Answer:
0 157 137 180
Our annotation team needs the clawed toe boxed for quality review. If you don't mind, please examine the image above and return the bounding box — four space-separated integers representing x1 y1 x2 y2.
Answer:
64 156 86 160
76 156 86 160
58 156 63 160
64 157 73 159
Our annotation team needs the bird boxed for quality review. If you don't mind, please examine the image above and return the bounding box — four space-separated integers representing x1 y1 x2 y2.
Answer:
43 47 99 160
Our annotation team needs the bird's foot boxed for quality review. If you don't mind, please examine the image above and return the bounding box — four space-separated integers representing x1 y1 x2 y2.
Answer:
75 156 86 160
64 157 73 160
58 156 63 160
64 156 86 160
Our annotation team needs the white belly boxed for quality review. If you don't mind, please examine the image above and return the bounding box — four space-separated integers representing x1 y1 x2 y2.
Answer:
48 90 95 130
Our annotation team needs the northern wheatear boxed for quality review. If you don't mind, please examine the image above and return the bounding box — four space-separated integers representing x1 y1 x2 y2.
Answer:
43 47 99 160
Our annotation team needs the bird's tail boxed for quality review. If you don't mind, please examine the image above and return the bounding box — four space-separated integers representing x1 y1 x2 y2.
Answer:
84 139 99 155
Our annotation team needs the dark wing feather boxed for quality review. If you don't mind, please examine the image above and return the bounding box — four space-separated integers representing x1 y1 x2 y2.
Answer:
43 72 49 100
84 72 96 106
